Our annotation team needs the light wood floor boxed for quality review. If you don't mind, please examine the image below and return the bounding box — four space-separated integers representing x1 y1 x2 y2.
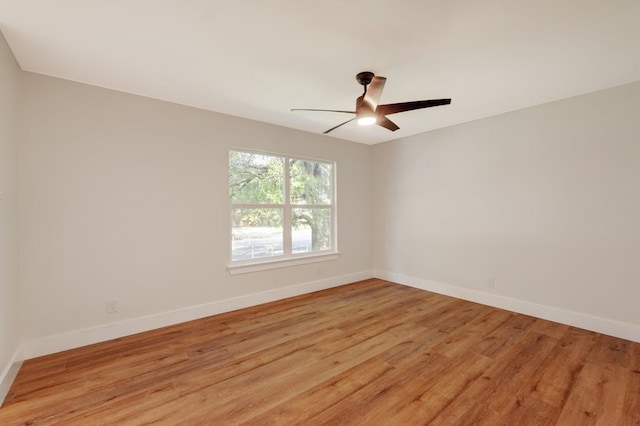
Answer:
2 279 639 425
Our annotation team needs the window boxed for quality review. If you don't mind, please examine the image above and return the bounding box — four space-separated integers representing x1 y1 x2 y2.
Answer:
229 149 336 268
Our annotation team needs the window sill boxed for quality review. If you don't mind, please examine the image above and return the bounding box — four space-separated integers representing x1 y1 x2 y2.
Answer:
227 252 340 275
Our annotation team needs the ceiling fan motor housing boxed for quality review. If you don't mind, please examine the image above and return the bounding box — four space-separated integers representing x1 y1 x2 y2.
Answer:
356 71 374 86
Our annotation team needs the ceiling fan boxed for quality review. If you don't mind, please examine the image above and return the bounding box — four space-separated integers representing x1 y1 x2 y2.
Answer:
291 71 451 134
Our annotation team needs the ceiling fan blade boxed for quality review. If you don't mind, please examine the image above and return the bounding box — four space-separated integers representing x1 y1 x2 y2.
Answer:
377 115 399 131
362 76 386 111
291 108 355 114
323 117 357 134
376 99 451 115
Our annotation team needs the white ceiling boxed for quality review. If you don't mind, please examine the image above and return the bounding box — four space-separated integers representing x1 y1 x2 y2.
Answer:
1 0 639 145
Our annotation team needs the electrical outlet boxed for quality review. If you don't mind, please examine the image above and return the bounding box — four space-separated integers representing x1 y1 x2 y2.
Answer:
486 277 495 288
106 299 118 314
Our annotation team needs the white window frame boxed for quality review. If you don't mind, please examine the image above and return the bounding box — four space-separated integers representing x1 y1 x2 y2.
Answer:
227 149 338 274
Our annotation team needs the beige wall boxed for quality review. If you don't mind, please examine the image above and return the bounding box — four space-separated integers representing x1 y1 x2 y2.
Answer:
373 82 640 331
0 31 21 383
18 72 373 343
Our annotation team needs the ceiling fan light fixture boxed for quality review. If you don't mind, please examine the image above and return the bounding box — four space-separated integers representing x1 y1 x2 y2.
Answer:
357 115 376 126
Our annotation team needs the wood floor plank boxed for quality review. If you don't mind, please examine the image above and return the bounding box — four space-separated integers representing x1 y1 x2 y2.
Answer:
2 279 639 424
386 350 494 424
588 333 634 368
528 327 596 409
424 331 558 424
623 368 640 424
243 357 391 425
556 362 631 424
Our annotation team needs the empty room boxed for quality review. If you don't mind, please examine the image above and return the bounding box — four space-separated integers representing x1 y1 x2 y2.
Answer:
1 1 639 424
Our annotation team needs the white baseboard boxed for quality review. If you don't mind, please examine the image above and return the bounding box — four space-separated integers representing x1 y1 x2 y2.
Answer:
0 347 24 405
374 269 640 343
21 270 373 360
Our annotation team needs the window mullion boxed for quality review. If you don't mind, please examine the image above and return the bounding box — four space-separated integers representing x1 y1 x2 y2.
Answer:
283 157 292 256
331 164 336 252
231 203 283 209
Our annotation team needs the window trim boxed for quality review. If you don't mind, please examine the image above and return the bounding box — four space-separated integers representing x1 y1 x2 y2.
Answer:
227 252 340 275
227 148 337 273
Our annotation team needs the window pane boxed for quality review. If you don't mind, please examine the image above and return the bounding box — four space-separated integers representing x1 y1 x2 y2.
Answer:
231 208 283 261
229 151 284 204
292 208 331 254
290 159 332 205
